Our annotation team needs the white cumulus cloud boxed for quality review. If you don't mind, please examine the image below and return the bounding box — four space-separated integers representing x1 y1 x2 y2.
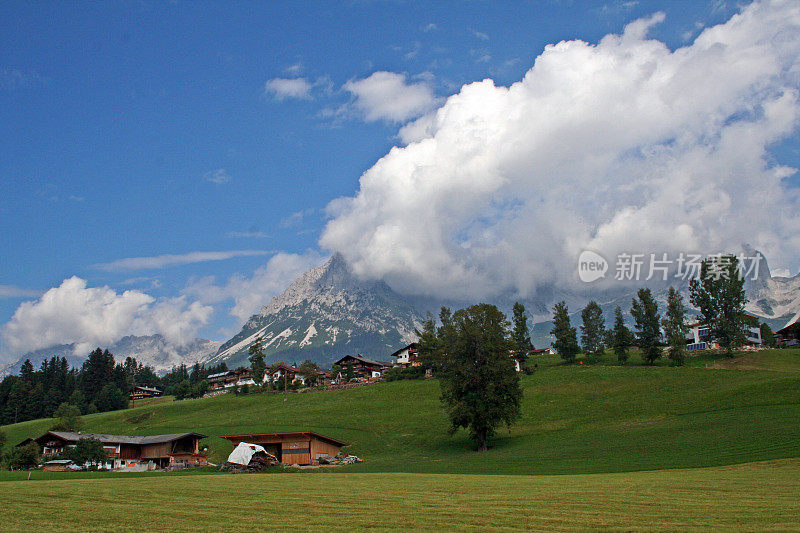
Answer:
344 71 438 123
321 0 800 300
1 277 213 356
183 251 324 323
265 77 313 100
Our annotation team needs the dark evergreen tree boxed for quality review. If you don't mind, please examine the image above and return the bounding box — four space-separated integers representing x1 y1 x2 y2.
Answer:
511 302 533 371
248 336 267 385
760 323 776 348
551 301 579 363
662 287 687 366
612 306 632 363
631 288 662 364
580 300 605 361
689 254 748 357
94 383 127 412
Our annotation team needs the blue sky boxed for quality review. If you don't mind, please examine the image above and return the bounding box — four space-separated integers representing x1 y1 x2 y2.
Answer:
2 0 799 359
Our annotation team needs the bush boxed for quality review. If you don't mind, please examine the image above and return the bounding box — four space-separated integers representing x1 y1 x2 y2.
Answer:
6 442 39 470
51 403 83 431
384 366 426 381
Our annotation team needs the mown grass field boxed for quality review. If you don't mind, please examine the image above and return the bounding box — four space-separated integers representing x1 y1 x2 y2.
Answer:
2 349 799 476
1 459 798 531
1 349 798 530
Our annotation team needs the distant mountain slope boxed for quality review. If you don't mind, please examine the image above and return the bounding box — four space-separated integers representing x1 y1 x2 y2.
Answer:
209 253 422 368
0 335 220 377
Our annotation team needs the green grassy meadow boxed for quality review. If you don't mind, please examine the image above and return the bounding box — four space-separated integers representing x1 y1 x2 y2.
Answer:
1 348 799 530
1 459 798 531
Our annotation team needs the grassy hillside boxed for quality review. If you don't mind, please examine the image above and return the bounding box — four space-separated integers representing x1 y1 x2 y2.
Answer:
1 459 798 531
3 349 799 476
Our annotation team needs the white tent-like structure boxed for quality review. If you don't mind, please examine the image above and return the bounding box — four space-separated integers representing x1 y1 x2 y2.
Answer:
226 442 268 466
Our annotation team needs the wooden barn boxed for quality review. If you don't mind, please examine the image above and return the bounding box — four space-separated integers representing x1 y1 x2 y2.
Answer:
220 432 347 466
24 431 207 470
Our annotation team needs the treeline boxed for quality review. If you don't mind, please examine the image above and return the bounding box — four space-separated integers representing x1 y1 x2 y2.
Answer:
550 254 770 365
0 348 229 425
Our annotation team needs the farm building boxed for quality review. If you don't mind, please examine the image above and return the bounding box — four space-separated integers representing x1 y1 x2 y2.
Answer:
22 431 207 470
391 343 419 367
334 354 393 379
220 431 347 466
42 459 75 472
529 348 555 355
129 386 162 400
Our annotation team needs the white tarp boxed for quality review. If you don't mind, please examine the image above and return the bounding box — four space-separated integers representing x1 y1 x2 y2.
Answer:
226 442 267 466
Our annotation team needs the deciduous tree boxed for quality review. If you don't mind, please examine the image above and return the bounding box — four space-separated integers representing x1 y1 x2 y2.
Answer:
689 254 748 357
434 304 522 451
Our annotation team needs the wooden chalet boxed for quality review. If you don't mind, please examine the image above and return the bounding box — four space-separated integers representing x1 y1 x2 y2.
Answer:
391 343 420 367
207 368 257 390
776 319 800 346
334 354 393 380
129 386 162 400
220 431 347 466
23 431 207 470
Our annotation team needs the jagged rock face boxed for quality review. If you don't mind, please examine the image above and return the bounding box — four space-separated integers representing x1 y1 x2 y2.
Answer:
0 335 221 377
211 253 423 368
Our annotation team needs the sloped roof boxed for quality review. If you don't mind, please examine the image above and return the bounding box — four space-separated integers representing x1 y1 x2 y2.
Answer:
389 343 418 359
30 431 207 446
334 354 392 367
220 431 347 448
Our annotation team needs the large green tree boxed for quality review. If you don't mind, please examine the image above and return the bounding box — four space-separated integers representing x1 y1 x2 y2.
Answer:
67 438 107 467
689 254 748 357
662 287 687 366
421 304 522 451
611 306 632 363
551 302 579 363
631 288 662 364
511 302 533 371
248 336 267 385
580 301 605 361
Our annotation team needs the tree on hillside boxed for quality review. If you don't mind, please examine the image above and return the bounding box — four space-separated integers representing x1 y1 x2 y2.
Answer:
81 348 115 403
94 383 127 412
631 288 662 364
662 287 687 366
51 403 83 431
760 323 776 348
67 438 107 467
551 302 579 363
248 337 267 385
511 302 534 372
0 428 6 451
580 301 605 361
689 254 748 357
611 306 633 363
426 304 522 451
